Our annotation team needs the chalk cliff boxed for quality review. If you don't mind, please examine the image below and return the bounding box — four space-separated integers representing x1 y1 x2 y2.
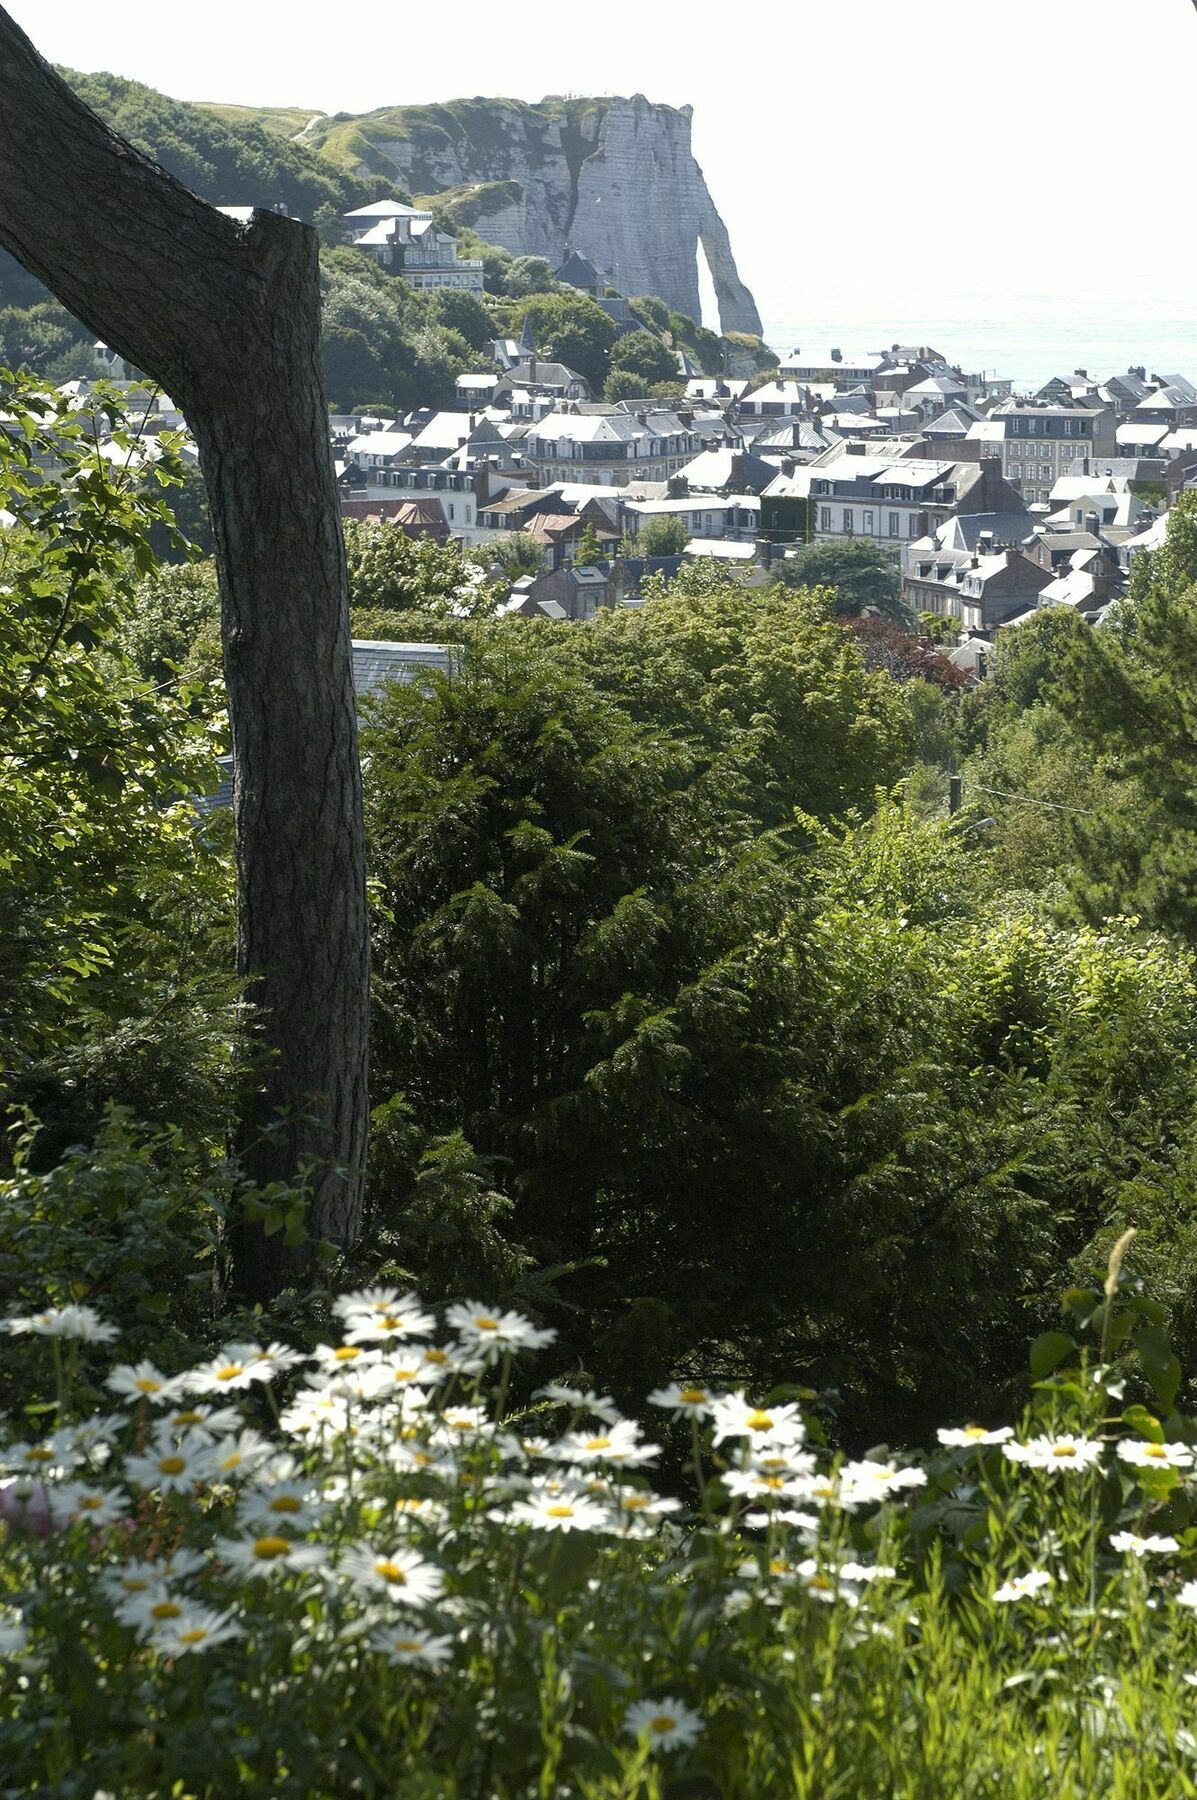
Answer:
308 96 762 336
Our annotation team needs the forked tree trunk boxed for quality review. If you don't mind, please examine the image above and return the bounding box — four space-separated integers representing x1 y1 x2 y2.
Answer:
0 8 369 1297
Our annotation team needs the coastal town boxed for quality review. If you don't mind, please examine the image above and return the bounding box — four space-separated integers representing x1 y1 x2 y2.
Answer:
71 192 1186 678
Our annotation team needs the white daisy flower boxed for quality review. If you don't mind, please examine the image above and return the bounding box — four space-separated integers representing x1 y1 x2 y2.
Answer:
994 1570 1053 1604
743 1507 820 1532
370 1622 454 1666
498 1432 555 1462
236 1482 327 1531
215 1534 328 1578
106 1362 184 1405
710 1393 806 1448
1003 1435 1103 1472
840 1459 928 1507
147 1603 243 1656
795 1558 856 1604
611 1488 682 1522
555 1420 659 1467
646 1382 719 1419
184 1347 274 1395
624 1697 703 1753
1175 1581 1197 1609
210 1429 274 1480
1 1435 78 1479
99 1552 205 1603
159 1403 244 1441
723 1467 816 1501
340 1545 445 1606
331 1285 412 1322
48 1481 129 1527
937 1425 1015 1448
116 1587 197 1632
536 1383 622 1424
124 1433 216 1494
445 1303 556 1356
1110 1530 1180 1556
61 1414 125 1461
361 1357 432 1393
252 1341 307 1374
1116 1440 1194 1472
341 1295 436 1344
839 1561 897 1583
2 1303 117 1343
507 1491 610 1532
309 1342 382 1373
416 1344 478 1382
435 1404 491 1438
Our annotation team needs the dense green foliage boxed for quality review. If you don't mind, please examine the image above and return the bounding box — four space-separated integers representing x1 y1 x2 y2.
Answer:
773 537 908 622
0 380 235 1166
635 515 689 556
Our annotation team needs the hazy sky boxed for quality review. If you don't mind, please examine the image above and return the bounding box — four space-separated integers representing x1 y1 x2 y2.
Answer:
8 0 1197 364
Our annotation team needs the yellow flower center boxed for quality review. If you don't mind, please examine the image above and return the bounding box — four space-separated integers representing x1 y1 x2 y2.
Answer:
809 1574 834 1591
746 1410 774 1432
333 1346 360 1362
268 1496 302 1514
252 1536 292 1560
177 1629 208 1645
423 1350 449 1365
377 1316 403 1331
150 1601 181 1620
1051 1445 1077 1458
812 1482 836 1499
24 1447 53 1462
623 1496 650 1511
158 1456 187 1476
391 1367 419 1382
650 1715 677 1735
769 1559 788 1575
134 1377 162 1392
474 1317 499 1331
963 1425 987 1440
1144 1443 1167 1459
77 1495 103 1511
173 1410 203 1425
585 1436 612 1451
216 1365 243 1382
374 1561 407 1584
394 1637 423 1653
760 1475 786 1490
120 1577 149 1592
546 1504 576 1518
680 1387 708 1404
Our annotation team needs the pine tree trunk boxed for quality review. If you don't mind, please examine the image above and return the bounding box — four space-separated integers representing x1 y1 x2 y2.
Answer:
0 7 369 1296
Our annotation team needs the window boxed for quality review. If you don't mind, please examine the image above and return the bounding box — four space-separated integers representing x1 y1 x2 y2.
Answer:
1010 464 1021 479
863 510 874 534
1041 464 1051 479
819 506 832 531
842 508 854 534
888 511 900 536
908 516 920 536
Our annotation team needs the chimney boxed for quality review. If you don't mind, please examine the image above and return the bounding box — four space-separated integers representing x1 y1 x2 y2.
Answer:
781 456 796 476
831 348 842 363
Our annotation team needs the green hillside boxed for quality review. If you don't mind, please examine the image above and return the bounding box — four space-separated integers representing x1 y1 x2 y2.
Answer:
62 70 391 215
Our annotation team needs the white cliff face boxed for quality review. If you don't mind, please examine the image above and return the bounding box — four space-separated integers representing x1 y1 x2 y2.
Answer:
347 97 761 336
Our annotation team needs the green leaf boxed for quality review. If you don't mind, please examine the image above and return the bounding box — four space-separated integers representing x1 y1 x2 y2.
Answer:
1029 1330 1076 1380
1133 1325 1181 1409
1120 1403 1164 1444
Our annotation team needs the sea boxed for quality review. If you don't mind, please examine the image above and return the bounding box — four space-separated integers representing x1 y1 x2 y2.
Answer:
756 286 1197 393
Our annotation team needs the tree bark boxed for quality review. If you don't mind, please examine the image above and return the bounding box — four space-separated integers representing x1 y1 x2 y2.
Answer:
0 7 369 1296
